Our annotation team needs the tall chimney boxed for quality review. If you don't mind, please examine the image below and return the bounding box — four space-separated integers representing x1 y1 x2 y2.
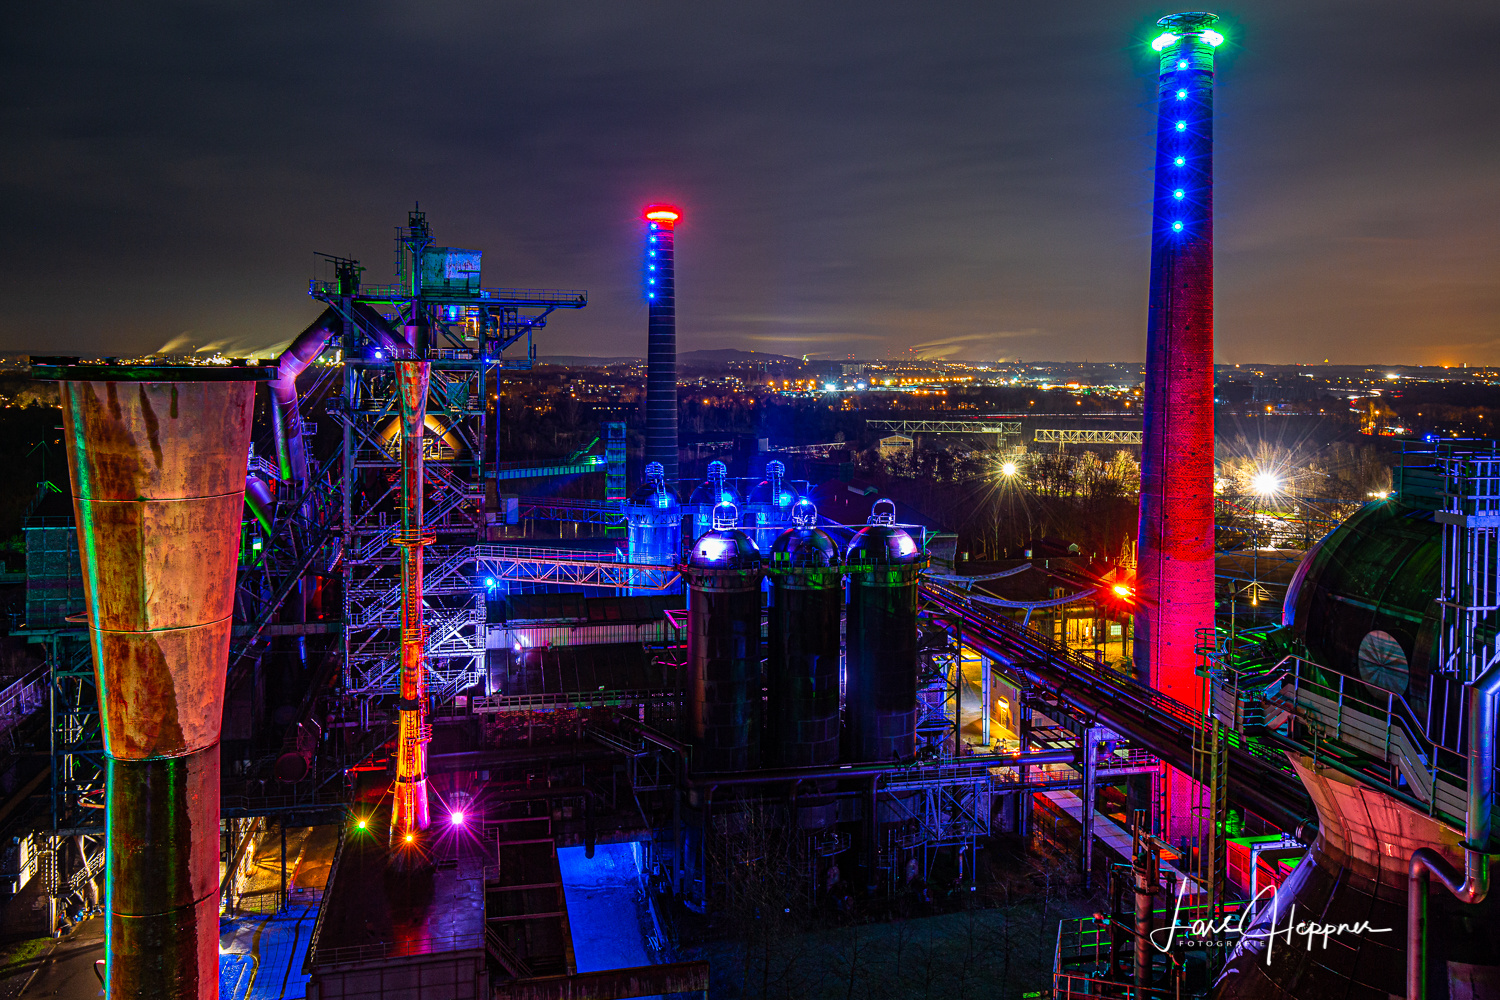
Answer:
41 361 265 999
643 204 681 489
1134 13 1223 712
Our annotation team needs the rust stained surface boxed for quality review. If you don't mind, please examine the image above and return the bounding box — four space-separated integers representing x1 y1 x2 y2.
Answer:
60 379 252 761
62 380 255 501
92 621 231 758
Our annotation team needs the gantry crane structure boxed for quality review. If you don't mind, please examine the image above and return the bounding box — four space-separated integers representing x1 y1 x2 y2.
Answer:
309 210 588 742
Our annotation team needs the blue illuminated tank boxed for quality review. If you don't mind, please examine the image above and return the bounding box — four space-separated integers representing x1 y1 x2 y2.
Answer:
688 460 739 536
684 503 763 772
767 500 843 826
625 461 681 595
843 498 923 763
746 460 797 552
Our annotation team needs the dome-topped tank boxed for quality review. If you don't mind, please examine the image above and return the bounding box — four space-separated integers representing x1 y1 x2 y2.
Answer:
684 503 764 772
1282 498 1445 720
689 460 740 508
767 500 843 797
770 499 840 569
1217 459 1500 1000
626 461 682 595
843 499 923 763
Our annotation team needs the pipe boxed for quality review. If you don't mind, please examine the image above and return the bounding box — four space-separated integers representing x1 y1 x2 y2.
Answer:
390 359 432 846
269 307 340 487
1406 660 1500 1000
244 475 274 535
46 362 263 999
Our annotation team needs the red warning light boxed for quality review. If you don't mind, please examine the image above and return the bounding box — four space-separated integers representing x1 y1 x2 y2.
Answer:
643 204 681 225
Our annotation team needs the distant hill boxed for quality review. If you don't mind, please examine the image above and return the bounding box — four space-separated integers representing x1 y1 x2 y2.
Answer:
535 355 640 366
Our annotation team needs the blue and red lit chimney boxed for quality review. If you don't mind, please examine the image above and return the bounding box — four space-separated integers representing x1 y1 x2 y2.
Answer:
643 204 681 489
1134 13 1224 712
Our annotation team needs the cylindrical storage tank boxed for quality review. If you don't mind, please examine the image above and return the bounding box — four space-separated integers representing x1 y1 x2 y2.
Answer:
685 503 763 772
38 360 265 999
843 499 923 763
769 500 842 829
626 461 682 595
768 499 842 769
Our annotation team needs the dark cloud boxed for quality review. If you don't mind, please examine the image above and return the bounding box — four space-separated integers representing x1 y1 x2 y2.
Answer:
1 2 1495 363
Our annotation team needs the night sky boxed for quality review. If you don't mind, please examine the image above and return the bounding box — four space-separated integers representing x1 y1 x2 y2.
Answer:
2 3 1495 365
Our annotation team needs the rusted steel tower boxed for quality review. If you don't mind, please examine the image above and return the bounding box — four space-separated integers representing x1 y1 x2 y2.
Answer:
41 360 264 999
1134 12 1224 712
391 354 434 843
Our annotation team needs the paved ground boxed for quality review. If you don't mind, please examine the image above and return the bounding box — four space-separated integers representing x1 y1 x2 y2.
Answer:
558 843 655 973
8 918 103 999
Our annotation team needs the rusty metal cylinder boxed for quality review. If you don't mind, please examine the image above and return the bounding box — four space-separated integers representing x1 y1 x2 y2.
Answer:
391 359 432 841
40 361 264 1000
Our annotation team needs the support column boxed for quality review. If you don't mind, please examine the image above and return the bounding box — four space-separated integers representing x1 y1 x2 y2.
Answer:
46 362 264 1000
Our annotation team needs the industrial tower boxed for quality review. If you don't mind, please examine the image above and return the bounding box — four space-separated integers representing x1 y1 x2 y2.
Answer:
643 205 681 489
1134 12 1224 711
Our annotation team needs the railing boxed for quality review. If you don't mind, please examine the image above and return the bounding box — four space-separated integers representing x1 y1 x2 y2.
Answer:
0 667 48 739
1218 652 1467 824
310 280 587 307
311 931 485 968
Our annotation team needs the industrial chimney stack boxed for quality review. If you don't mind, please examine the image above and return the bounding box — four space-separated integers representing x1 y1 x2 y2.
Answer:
1134 12 1224 712
643 204 681 489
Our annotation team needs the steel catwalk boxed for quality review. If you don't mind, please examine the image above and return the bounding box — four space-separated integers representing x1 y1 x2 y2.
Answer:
1135 14 1221 711
48 364 264 1000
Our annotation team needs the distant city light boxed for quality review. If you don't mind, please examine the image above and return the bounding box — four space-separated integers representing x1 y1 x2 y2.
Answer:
823 383 837 391
1000 462 1018 477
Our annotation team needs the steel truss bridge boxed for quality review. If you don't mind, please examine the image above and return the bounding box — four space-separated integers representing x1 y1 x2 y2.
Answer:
868 419 1021 436
1033 428 1143 446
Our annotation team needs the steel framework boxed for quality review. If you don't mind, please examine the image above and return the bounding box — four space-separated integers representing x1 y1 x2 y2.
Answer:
867 419 1020 436
1034 429 1144 446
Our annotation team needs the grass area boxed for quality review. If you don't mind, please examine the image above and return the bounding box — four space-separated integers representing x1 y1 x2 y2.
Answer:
0 936 53 995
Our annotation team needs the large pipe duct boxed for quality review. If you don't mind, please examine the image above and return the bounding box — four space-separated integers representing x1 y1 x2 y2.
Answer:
1406 659 1499 1000
643 204 681 488
37 359 266 999
1134 13 1222 712
391 359 433 843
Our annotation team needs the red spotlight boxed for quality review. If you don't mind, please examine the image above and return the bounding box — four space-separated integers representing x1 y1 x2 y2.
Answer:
643 204 681 226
